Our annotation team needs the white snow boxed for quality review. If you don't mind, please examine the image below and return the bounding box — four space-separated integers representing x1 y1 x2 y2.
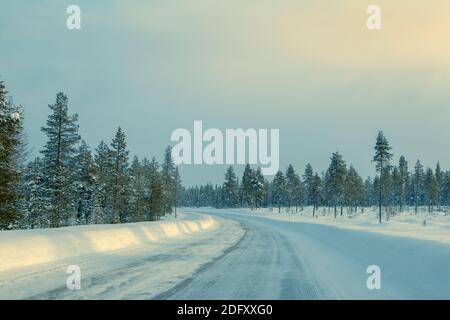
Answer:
185 208 450 299
0 212 245 299
0 212 218 274
209 207 450 244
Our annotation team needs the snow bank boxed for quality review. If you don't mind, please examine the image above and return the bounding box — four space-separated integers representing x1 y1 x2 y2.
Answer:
0 213 216 274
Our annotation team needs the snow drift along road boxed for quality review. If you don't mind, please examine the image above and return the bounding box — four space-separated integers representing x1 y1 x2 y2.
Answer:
0 213 215 274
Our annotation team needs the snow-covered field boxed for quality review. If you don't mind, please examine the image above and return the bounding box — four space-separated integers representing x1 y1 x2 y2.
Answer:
211 207 450 244
0 212 244 299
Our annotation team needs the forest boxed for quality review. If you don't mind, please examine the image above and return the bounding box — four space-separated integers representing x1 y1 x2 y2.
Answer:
180 137 450 223
0 80 180 230
1 78 449 230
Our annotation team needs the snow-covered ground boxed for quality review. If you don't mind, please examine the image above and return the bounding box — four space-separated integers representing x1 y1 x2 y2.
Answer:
0 212 244 299
1 207 449 299
180 208 450 299
209 207 450 244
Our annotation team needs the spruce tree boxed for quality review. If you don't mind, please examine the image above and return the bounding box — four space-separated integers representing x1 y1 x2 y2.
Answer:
272 170 286 213
424 168 438 213
327 152 347 218
149 164 163 220
110 127 129 223
161 146 176 214
373 131 393 223
223 166 239 208
303 163 314 206
129 156 145 222
252 167 266 209
94 141 113 223
311 173 322 216
22 157 47 228
41 92 80 227
74 141 96 224
413 160 424 214
242 164 254 208
285 164 298 211
0 82 24 229
398 156 409 211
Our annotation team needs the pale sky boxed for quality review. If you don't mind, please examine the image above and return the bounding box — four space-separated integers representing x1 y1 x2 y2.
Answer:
1 0 450 185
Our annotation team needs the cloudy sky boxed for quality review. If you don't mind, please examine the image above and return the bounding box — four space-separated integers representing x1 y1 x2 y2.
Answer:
1 0 450 185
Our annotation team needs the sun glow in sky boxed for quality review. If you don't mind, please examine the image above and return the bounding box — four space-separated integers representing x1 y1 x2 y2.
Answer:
1 0 450 185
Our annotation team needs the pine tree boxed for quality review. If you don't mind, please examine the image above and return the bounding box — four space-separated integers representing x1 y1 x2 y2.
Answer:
223 166 239 208
94 141 113 223
424 167 438 213
0 82 24 229
242 164 254 208
161 146 176 214
327 152 347 218
22 157 47 228
344 165 365 214
74 141 97 224
173 167 182 217
41 92 80 227
398 156 409 211
110 127 129 223
435 162 443 209
303 163 314 206
311 173 322 216
272 170 286 213
129 156 145 222
149 163 163 220
412 160 424 214
253 167 266 209
285 164 298 211
373 131 393 223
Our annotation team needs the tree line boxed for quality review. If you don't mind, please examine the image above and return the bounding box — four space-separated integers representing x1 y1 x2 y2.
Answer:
180 132 450 223
0 80 180 230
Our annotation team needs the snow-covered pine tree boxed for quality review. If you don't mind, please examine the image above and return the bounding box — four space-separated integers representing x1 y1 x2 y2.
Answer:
435 162 443 209
149 158 163 220
223 166 239 208
74 141 97 224
161 146 176 214
22 157 48 228
0 81 25 229
241 164 254 208
272 170 286 213
94 140 113 223
424 167 438 213
373 131 393 223
311 173 322 216
252 167 266 209
173 167 182 217
398 155 409 211
344 165 365 214
41 92 80 228
285 164 298 211
110 127 129 223
303 163 314 206
129 156 145 222
327 152 347 218
412 160 424 214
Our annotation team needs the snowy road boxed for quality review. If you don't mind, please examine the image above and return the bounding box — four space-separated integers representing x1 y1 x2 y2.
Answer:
158 209 450 300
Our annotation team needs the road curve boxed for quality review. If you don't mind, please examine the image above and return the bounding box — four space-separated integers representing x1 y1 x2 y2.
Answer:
157 212 329 300
158 210 450 300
